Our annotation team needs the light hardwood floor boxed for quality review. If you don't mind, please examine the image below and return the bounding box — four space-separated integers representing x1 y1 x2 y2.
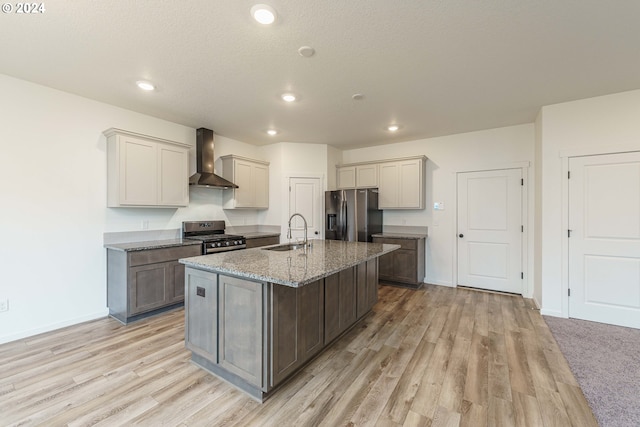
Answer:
0 284 597 426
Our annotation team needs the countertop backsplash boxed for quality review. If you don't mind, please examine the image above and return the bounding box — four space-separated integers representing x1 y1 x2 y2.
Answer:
226 224 281 235
382 225 428 236
103 229 181 245
104 224 281 246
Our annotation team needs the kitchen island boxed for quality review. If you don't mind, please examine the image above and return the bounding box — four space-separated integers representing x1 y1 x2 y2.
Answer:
179 239 399 402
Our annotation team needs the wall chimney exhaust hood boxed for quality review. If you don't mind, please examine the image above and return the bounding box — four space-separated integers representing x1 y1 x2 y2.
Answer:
189 128 239 189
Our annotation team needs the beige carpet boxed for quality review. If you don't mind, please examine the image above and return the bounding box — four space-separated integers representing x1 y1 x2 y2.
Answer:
544 316 640 427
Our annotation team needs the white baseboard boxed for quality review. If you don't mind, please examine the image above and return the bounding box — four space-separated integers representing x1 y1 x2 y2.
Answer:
540 308 566 318
531 296 541 310
424 279 454 288
0 309 109 345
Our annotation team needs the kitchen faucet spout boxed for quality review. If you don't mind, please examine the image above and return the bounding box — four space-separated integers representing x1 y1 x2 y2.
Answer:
287 213 309 247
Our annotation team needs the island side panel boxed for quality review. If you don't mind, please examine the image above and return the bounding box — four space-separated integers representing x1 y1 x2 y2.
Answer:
185 267 218 362
219 274 264 388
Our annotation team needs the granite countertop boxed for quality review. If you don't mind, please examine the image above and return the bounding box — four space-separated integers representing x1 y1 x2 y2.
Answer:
104 239 201 252
243 232 281 239
180 239 400 288
372 232 427 239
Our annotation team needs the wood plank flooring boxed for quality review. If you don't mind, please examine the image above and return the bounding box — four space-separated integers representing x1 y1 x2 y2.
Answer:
0 285 597 426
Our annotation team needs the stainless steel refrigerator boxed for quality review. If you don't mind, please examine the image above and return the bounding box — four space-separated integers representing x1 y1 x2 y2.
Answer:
325 188 383 242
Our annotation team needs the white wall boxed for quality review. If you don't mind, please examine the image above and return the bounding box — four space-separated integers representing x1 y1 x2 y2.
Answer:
326 145 343 191
534 110 543 308
539 89 640 316
342 124 535 293
0 75 264 343
260 142 331 241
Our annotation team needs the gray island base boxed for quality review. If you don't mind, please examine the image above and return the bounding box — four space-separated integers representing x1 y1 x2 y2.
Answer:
179 239 400 402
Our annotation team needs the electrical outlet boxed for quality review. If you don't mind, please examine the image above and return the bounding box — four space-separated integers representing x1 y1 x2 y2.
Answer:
0 298 8 312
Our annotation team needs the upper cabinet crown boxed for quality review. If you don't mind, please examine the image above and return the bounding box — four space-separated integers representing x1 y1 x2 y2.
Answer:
337 156 427 209
105 128 190 208
221 155 270 209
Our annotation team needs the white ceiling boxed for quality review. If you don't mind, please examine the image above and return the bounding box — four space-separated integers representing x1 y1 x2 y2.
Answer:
1 0 639 148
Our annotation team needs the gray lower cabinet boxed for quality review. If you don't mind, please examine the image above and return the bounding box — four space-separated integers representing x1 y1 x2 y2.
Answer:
324 267 357 344
373 237 425 288
107 245 201 323
270 279 324 385
219 275 264 387
357 258 378 319
184 260 376 401
185 269 218 362
245 236 280 249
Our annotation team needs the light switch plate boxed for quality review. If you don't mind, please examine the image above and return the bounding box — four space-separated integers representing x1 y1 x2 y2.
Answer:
434 202 445 210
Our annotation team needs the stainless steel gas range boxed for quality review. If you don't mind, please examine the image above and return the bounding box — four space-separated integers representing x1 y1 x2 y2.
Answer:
182 220 246 254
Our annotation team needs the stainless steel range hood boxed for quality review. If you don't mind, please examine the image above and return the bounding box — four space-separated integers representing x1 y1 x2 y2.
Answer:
189 128 238 189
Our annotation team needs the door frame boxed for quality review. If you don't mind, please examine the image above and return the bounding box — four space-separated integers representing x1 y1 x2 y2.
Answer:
284 173 325 240
560 146 640 319
452 162 530 297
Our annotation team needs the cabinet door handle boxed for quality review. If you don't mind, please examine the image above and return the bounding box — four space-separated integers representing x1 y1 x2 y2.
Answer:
459 234 464 238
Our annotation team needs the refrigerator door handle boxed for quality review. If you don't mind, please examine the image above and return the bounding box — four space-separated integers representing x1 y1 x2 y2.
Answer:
341 198 347 240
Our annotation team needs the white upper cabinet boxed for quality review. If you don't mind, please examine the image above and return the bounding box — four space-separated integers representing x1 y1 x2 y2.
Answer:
356 164 378 188
338 156 426 209
337 166 356 189
105 128 189 208
221 155 270 209
378 158 425 209
337 164 378 189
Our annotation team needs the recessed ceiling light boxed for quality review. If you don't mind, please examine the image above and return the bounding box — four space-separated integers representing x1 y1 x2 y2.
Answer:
267 129 278 136
251 4 277 25
352 93 364 101
136 81 155 91
298 46 315 57
387 124 400 132
281 93 297 102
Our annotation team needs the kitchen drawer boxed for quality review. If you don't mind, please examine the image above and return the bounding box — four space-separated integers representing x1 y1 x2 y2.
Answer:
373 237 417 251
129 245 201 267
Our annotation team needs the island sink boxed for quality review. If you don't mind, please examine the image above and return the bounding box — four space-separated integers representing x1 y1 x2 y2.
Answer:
262 242 309 251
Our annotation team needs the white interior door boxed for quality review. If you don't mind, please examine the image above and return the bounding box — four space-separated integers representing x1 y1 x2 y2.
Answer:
288 177 322 242
569 152 640 328
457 169 523 294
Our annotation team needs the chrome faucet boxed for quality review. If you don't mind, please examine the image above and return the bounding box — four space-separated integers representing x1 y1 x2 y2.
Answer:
287 213 310 247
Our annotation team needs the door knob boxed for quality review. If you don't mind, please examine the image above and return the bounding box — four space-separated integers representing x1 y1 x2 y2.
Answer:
459 234 464 238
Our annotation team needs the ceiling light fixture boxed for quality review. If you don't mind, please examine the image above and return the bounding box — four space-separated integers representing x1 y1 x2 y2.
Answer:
251 4 277 25
387 124 400 132
281 93 296 102
298 46 315 57
136 80 155 91
352 93 364 101
267 129 278 136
